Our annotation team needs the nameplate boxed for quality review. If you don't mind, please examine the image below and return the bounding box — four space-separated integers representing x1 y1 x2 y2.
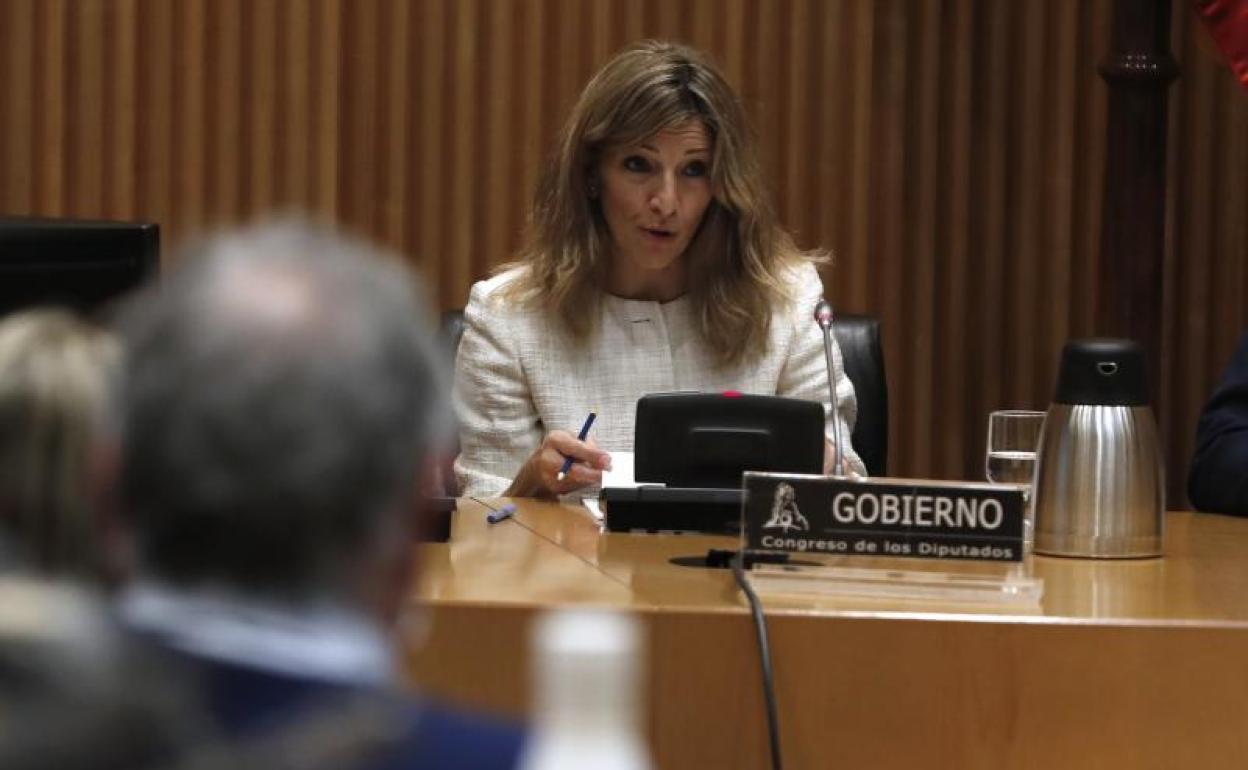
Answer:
741 473 1026 563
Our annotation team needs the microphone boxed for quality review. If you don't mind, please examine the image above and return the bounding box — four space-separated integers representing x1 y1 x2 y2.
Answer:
813 299 847 477
813 299 833 329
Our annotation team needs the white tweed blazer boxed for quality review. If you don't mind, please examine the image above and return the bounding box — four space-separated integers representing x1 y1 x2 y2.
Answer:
452 261 865 496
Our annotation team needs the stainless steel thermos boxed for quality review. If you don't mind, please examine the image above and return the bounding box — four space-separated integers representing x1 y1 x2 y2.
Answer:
1032 339 1165 559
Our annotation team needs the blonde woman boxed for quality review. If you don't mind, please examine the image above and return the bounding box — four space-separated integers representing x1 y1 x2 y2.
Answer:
0 309 120 574
454 40 864 498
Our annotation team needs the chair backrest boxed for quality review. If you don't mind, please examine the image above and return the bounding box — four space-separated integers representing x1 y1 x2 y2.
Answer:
832 314 889 476
438 309 889 479
439 309 466 364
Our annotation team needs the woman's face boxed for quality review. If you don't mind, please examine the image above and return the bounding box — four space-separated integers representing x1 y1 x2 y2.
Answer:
597 119 713 301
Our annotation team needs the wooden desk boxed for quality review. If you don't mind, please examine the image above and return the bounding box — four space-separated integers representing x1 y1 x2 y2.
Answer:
408 499 1248 769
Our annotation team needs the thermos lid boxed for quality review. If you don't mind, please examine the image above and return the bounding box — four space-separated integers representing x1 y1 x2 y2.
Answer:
1054 338 1149 406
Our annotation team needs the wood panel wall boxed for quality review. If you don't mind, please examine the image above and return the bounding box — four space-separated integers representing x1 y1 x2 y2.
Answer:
1 0 1245 502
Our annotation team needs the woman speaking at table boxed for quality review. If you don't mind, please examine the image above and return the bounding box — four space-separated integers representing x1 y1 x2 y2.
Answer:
454 40 864 498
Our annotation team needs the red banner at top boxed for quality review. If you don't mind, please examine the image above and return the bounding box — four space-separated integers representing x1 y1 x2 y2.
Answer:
1196 0 1248 90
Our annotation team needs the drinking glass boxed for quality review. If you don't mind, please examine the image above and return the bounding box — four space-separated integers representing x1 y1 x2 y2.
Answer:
985 410 1045 549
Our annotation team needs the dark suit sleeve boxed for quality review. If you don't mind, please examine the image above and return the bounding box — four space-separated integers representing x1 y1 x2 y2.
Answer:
397 699 527 770
1189 332 1248 516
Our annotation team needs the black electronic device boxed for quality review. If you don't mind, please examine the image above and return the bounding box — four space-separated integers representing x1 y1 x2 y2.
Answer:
0 216 159 318
600 486 744 534
633 392 824 488
419 497 457 543
603 393 825 534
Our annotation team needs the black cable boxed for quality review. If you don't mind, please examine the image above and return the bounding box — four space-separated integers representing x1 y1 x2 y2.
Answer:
732 551 783 770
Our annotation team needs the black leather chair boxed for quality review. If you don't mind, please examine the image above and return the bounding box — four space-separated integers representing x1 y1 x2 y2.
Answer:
438 309 888 478
832 314 888 476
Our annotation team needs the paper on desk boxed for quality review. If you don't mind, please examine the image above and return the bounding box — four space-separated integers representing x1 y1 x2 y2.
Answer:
583 498 606 521
581 451 652 521
602 451 638 488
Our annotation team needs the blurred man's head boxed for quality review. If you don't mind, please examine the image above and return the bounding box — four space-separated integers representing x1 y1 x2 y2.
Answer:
116 221 445 618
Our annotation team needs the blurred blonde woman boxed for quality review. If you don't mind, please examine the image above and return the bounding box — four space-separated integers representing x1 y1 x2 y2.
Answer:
454 40 864 498
0 308 120 575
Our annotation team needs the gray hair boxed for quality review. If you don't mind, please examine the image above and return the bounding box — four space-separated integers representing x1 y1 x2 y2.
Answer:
116 220 446 595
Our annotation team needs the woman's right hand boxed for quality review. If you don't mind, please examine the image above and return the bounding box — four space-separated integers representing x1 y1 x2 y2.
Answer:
504 430 612 498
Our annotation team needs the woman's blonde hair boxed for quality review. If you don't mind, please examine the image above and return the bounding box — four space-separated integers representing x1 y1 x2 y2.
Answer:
503 39 822 367
0 308 120 574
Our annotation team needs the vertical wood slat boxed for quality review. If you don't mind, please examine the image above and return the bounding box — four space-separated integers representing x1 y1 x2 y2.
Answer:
1160 2 1186 505
135 0 172 230
1046 0 1078 411
1170 6 1204 505
106 0 138 218
0 0 1244 496
338 0 376 235
908 0 940 479
1183 5 1218 504
207 0 242 224
174 0 205 233
414 0 446 289
870 0 908 471
845 0 875 312
937 0 975 480
247 0 279 218
514 0 544 262
70 1 105 214
448 0 479 298
35 0 67 215
313 0 340 220
1009 0 1044 408
783 0 811 245
972 0 1011 458
481 0 512 278
815 1 846 293
2 0 36 213
379 0 410 255
282 0 313 213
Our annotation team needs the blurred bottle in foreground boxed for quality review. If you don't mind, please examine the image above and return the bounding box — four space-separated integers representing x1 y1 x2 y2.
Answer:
519 609 653 770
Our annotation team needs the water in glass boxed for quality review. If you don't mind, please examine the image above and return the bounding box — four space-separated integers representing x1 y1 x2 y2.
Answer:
985 410 1045 551
986 450 1037 486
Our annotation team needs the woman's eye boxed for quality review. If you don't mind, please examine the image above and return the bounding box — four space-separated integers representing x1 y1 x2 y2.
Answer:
622 155 651 173
682 160 708 178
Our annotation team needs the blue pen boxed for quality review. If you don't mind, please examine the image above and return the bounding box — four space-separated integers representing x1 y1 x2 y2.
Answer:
487 503 518 524
555 411 597 482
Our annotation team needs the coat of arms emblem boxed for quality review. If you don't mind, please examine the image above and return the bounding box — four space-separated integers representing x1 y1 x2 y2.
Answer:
763 482 809 532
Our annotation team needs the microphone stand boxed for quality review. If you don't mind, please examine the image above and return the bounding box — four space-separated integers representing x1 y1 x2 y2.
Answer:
814 299 847 477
